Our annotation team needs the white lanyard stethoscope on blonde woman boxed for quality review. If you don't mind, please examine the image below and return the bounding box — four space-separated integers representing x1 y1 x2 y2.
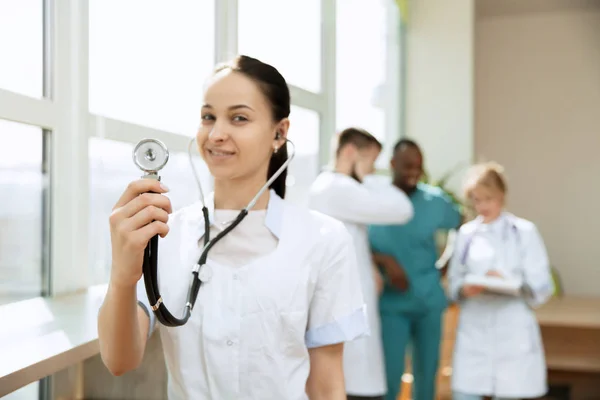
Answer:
459 216 522 269
132 134 296 327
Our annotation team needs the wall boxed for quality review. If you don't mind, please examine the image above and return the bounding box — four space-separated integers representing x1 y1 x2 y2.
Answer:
404 0 475 194
475 2 600 296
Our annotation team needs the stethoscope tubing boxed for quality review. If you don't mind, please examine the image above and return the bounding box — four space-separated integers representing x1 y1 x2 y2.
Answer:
459 216 520 266
142 139 296 327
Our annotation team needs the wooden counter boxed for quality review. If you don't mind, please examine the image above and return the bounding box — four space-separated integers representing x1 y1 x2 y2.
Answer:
536 296 600 330
535 296 600 399
536 296 600 373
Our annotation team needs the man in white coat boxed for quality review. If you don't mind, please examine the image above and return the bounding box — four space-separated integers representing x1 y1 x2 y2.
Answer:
309 127 414 400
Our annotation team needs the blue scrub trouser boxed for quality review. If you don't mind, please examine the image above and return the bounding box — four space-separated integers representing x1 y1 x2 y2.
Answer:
380 308 443 400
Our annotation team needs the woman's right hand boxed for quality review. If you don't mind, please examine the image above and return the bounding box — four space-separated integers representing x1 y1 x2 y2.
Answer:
109 179 172 288
461 284 485 298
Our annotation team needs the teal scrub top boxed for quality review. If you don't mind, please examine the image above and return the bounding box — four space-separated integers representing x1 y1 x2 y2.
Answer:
368 183 462 314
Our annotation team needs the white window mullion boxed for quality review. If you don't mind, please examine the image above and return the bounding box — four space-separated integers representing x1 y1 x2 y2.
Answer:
0 89 56 129
215 0 238 63
51 0 90 295
384 0 402 157
289 85 325 112
398 18 407 140
89 116 194 156
320 0 336 167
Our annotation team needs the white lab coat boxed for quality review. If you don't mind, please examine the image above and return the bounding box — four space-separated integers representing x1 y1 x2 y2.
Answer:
308 172 414 396
447 212 554 399
137 190 368 400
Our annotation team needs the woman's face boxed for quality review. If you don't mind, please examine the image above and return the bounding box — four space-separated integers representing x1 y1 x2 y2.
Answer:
197 70 287 183
471 185 504 222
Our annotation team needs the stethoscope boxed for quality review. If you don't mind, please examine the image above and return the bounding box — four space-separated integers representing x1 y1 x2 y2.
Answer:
132 135 296 327
459 216 521 266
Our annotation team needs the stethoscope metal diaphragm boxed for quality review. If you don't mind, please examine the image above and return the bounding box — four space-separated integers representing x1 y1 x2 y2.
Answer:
133 138 169 175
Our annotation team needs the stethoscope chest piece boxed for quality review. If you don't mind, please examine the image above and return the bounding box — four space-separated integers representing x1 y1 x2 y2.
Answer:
133 138 169 178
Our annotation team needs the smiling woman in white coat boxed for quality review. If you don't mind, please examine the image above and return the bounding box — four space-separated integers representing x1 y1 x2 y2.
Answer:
97 55 368 400
447 162 554 400
308 128 414 400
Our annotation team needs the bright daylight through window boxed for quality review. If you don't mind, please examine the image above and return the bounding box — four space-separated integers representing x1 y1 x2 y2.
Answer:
336 0 388 144
89 0 216 135
0 120 47 306
2 0 400 294
0 0 44 98
286 106 320 206
238 0 322 93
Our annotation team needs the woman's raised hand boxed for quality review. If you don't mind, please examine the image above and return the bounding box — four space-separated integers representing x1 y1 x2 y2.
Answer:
109 179 172 288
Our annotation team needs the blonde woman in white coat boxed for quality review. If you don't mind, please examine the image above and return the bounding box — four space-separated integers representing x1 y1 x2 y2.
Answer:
447 162 554 400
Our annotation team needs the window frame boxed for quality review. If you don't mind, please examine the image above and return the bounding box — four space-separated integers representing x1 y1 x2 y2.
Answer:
0 1 54 397
0 0 53 301
0 0 403 297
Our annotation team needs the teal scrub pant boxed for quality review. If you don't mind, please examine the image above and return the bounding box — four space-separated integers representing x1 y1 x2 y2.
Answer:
453 394 516 400
380 308 443 400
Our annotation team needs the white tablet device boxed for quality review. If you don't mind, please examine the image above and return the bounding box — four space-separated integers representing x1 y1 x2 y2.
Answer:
464 274 523 296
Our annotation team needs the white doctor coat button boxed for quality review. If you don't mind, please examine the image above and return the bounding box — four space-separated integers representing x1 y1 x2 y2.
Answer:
232 273 239 280
198 264 212 282
226 340 234 346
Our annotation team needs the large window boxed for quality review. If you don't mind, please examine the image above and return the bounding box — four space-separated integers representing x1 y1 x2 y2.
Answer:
0 1 51 395
1 0 404 396
336 0 388 143
0 120 48 306
238 0 322 93
88 0 216 135
0 1 402 296
0 0 44 98
88 137 211 284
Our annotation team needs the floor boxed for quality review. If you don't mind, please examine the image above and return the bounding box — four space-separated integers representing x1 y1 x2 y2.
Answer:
397 370 452 400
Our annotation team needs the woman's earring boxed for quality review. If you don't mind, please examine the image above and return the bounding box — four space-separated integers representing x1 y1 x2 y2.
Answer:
273 146 279 154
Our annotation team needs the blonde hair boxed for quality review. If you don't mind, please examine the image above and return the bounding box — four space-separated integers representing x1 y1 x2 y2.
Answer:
463 161 507 199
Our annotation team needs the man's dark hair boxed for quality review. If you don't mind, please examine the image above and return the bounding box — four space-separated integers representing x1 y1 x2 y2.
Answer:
393 138 421 154
336 127 382 156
